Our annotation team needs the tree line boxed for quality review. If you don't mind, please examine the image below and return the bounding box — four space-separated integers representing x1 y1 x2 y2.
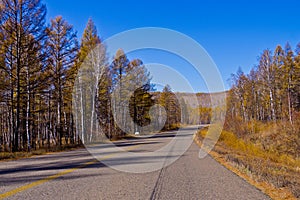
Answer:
0 0 182 152
227 43 300 124
226 43 300 153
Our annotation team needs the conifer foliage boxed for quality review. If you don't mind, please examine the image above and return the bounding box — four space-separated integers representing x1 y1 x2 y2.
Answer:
228 44 300 124
0 1 156 151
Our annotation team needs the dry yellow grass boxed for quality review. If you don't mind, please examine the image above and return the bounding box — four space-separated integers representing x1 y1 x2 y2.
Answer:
194 127 299 200
0 144 83 161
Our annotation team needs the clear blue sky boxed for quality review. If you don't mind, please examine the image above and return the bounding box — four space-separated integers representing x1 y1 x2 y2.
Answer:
44 0 300 92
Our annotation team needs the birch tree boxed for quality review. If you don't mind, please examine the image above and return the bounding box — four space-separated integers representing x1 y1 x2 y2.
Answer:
258 50 276 121
73 19 107 143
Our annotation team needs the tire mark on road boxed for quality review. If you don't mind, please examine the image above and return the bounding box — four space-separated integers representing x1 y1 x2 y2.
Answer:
149 166 166 200
150 141 176 200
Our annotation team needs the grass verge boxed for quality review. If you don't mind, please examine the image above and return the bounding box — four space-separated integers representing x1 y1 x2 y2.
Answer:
0 144 83 161
194 126 300 200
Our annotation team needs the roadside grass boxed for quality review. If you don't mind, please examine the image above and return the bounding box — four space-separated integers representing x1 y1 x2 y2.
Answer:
0 144 83 161
0 149 48 160
195 126 300 200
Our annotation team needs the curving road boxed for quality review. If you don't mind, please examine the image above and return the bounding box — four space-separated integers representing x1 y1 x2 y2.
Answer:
0 126 271 200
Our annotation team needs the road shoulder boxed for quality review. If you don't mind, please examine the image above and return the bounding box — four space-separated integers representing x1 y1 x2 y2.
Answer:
193 133 296 200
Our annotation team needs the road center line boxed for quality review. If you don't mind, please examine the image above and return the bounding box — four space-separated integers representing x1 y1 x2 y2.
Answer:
0 144 140 199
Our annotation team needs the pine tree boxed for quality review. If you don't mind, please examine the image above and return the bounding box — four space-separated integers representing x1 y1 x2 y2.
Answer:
294 43 300 111
159 85 180 130
128 59 154 133
282 43 295 123
272 45 284 120
110 49 130 136
78 18 101 64
46 16 78 146
0 0 46 151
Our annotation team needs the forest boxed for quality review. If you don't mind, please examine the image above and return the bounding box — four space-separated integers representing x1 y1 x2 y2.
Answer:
0 0 185 153
0 0 299 159
1 0 299 199
226 43 300 158
214 43 300 198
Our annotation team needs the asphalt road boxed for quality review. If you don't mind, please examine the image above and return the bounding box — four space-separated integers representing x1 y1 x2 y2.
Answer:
0 126 271 200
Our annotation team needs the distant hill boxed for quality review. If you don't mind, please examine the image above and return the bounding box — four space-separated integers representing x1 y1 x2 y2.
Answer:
151 91 227 108
175 92 227 108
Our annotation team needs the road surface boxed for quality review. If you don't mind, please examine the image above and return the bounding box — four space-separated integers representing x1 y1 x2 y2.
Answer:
0 126 270 200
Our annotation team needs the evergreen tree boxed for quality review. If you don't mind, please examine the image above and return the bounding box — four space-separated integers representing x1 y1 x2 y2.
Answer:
159 85 181 130
128 59 154 133
110 49 130 136
294 43 300 111
46 16 78 146
282 43 295 123
0 0 46 151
